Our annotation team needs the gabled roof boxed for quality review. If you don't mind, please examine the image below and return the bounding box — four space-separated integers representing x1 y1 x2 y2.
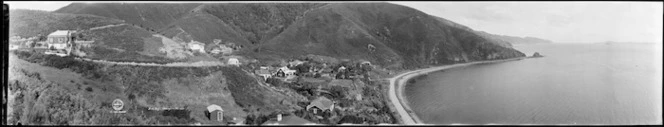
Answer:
207 104 223 112
307 97 334 111
262 115 313 125
48 30 74 37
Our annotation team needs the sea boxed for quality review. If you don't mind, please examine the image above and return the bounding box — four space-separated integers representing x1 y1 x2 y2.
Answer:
404 43 662 125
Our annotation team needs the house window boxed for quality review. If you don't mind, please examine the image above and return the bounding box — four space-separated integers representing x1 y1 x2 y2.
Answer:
217 112 223 121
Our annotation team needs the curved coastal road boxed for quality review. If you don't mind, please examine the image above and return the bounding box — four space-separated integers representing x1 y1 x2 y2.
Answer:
388 57 526 125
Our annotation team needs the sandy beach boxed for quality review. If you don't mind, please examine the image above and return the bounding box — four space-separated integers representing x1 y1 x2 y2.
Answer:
388 57 526 124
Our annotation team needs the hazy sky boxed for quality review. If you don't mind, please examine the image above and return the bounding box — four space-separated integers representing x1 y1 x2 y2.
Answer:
6 1 663 43
392 2 663 43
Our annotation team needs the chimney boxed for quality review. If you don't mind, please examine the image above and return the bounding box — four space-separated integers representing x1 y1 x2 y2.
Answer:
277 114 282 122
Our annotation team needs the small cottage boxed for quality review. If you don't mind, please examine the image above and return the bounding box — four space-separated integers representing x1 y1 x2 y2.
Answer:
206 104 224 122
227 58 241 66
188 41 206 53
306 97 335 114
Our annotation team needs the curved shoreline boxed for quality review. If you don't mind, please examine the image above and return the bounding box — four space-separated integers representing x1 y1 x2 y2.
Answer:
388 57 526 124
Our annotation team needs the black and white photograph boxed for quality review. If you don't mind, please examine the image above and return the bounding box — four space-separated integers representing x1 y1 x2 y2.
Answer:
3 1 662 125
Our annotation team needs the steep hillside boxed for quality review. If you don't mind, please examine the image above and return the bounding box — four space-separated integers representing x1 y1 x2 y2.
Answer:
8 9 124 37
55 3 202 31
55 3 327 48
244 3 525 69
192 3 326 44
433 16 513 48
54 3 526 69
9 9 198 63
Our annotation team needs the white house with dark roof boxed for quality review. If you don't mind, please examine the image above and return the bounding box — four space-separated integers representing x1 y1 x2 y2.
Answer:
47 30 76 50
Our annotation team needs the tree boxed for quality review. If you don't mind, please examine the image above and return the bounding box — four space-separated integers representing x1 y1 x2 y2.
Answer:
329 86 346 99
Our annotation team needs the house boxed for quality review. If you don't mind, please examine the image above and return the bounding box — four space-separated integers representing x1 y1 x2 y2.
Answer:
276 66 296 77
359 60 371 66
262 114 313 125
337 66 347 72
219 45 234 54
306 97 335 114
211 45 233 55
206 104 224 122
187 41 206 53
213 39 222 45
254 69 272 81
289 60 305 67
47 30 76 50
227 58 241 66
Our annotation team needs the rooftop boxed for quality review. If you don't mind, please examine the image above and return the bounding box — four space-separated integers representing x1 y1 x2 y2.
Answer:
207 104 223 112
307 96 334 111
48 30 75 37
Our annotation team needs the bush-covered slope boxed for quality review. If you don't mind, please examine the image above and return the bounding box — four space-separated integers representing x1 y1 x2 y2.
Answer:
9 51 305 125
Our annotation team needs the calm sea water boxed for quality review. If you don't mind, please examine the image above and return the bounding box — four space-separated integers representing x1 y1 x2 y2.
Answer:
405 43 662 124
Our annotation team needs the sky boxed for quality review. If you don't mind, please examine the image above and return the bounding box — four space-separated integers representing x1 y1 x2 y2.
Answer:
6 1 663 43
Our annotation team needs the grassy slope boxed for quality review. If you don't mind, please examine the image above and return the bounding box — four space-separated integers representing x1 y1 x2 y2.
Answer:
9 9 123 37
9 9 182 63
159 12 250 46
243 3 525 69
53 2 526 69
80 24 178 63
55 3 202 31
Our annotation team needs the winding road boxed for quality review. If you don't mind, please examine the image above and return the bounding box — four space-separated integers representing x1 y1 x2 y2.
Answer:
74 57 227 67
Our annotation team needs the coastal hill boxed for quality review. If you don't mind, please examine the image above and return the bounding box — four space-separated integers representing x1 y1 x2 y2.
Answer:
9 2 537 125
8 9 123 38
52 2 526 69
474 31 553 44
